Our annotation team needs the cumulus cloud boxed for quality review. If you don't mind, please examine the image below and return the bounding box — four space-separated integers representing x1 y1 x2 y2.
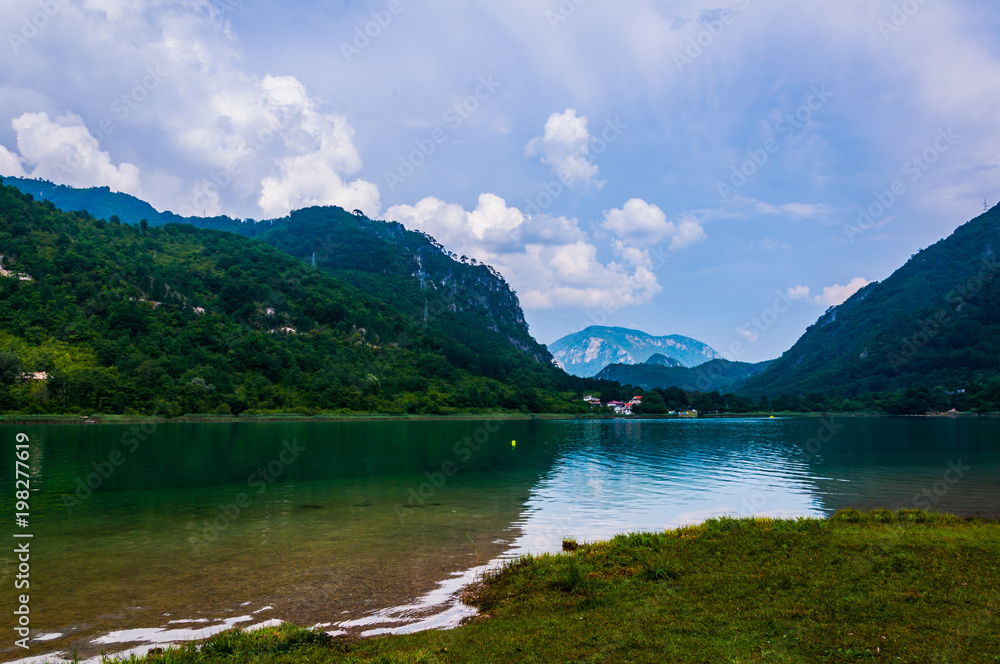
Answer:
525 109 601 187
601 198 707 250
785 279 870 307
9 112 141 195
178 68 381 218
812 277 870 307
256 74 379 217
786 285 811 301
0 145 25 177
0 3 379 219
387 194 661 310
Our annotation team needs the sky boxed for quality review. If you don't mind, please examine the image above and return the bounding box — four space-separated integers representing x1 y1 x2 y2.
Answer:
1 0 999 362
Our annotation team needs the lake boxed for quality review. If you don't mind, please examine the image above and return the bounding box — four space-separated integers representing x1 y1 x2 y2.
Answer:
1 416 998 662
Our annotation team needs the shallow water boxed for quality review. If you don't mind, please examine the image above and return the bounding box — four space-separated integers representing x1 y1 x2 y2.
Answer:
1 416 998 662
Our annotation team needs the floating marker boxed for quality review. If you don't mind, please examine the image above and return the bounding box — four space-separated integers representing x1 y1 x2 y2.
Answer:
511 440 516 447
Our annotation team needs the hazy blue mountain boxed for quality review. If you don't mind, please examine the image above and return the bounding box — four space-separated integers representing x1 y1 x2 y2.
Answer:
597 359 772 392
548 326 722 377
644 353 684 367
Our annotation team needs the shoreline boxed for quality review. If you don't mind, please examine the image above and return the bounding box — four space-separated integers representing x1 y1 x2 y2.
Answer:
0 410 994 425
109 510 1000 664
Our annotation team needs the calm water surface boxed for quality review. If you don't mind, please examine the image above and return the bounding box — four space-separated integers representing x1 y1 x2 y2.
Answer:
1 417 998 662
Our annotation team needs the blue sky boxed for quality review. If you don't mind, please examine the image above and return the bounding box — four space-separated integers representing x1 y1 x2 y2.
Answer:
1 0 998 361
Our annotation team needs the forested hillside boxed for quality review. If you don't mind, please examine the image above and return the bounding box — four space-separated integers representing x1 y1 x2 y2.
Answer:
5 177 552 371
743 202 1000 399
0 180 587 415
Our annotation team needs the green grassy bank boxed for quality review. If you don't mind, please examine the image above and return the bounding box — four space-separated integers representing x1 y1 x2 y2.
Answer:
119 510 999 664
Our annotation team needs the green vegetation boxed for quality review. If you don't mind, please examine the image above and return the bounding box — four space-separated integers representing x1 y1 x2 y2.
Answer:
0 180 599 415
743 203 1000 397
7 178 1000 417
126 511 999 663
255 205 553 376
623 383 1000 415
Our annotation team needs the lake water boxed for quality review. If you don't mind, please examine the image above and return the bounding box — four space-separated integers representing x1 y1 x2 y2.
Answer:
1 416 998 662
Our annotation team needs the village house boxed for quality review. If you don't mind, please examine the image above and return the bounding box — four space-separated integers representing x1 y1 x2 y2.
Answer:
607 400 632 415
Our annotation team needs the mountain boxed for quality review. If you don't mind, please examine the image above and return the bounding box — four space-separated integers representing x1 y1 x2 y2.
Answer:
3 177 551 370
0 179 587 415
644 353 683 368
596 359 772 392
254 206 551 367
548 326 722 377
741 202 1000 397
4 176 260 236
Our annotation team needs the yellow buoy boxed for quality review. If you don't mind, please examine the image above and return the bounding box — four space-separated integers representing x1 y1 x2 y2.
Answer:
511 440 516 447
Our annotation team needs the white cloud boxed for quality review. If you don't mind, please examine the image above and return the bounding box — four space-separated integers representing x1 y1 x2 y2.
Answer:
668 216 709 250
787 285 811 301
0 144 25 177
10 112 141 195
753 200 831 219
0 3 380 219
190 72 381 219
525 109 601 187
601 198 707 250
812 277 870 307
387 194 662 310
785 279 870 307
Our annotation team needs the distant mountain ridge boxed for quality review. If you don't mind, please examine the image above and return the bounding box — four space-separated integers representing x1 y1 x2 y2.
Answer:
741 201 1000 396
548 326 722 377
597 358 772 393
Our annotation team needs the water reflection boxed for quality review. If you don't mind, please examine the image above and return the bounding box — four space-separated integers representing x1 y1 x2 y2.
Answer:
508 419 827 555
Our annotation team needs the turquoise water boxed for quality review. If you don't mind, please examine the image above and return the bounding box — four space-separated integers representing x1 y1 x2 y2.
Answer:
1 417 998 661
